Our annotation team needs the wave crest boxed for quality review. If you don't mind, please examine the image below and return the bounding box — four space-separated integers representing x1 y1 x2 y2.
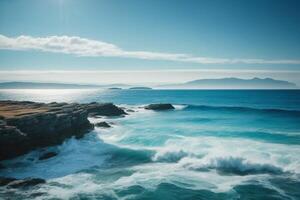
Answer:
180 156 283 175
153 149 189 162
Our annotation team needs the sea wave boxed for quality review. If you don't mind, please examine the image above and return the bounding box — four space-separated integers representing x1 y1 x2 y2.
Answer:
184 104 300 116
180 156 283 175
153 149 284 175
0 132 112 179
151 137 300 175
118 103 300 116
173 104 188 110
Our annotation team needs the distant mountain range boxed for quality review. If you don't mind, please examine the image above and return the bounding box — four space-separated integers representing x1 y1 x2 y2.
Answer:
0 78 297 89
159 78 298 89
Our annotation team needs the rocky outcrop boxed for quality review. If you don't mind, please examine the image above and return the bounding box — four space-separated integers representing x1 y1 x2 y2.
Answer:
95 121 111 128
145 103 175 111
84 102 127 117
0 177 45 188
0 121 32 161
0 177 16 186
0 101 126 161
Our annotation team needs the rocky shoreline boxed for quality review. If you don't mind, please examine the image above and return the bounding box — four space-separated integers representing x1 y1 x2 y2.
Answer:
0 101 174 161
0 101 127 161
0 101 175 189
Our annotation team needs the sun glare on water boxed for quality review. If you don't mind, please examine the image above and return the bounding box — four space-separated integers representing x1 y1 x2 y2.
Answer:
0 89 104 103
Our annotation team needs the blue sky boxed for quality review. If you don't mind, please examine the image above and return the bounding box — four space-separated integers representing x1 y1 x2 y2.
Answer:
0 0 300 83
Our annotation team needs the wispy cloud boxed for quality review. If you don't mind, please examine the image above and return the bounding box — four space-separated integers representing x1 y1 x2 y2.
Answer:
1 34 300 64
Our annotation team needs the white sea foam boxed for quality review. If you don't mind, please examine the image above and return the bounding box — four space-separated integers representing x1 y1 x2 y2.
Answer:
3 131 297 200
35 162 261 200
0 132 110 179
97 108 300 176
173 104 188 110
152 136 300 174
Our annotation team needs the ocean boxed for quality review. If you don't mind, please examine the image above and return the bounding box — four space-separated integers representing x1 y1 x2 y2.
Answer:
0 89 300 200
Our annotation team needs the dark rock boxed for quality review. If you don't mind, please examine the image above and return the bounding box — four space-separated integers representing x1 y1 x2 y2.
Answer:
145 104 175 111
92 115 103 118
30 192 47 198
126 109 135 113
7 178 46 188
0 163 5 169
0 100 126 161
84 103 127 116
0 177 17 186
88 112 100 117
0 113 93 160
0 177 46 188
0 125 30 160
39 152 58 160
95 121 111 128
0 101 93 160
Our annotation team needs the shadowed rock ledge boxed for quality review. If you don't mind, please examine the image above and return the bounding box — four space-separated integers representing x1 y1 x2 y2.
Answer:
0 101 127 161
145 103 175 111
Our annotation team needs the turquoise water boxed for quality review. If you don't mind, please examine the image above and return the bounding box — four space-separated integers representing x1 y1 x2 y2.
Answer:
0 89 300 200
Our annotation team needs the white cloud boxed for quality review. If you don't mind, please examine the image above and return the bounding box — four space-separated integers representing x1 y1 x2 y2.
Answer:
1 34 300 64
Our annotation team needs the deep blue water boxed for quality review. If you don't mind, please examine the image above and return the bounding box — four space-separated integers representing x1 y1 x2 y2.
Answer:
0 89 300 200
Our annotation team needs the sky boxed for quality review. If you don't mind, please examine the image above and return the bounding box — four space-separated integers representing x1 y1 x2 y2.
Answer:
0 0 300 84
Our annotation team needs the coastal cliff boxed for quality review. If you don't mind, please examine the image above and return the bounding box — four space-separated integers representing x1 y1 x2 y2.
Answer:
0 101 126 161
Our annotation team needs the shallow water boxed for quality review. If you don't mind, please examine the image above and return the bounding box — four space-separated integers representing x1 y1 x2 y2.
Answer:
0 89 300 200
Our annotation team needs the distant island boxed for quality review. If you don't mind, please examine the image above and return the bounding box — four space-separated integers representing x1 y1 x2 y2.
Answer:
0 78 297 89
129 87 152 90
160 78 298 89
